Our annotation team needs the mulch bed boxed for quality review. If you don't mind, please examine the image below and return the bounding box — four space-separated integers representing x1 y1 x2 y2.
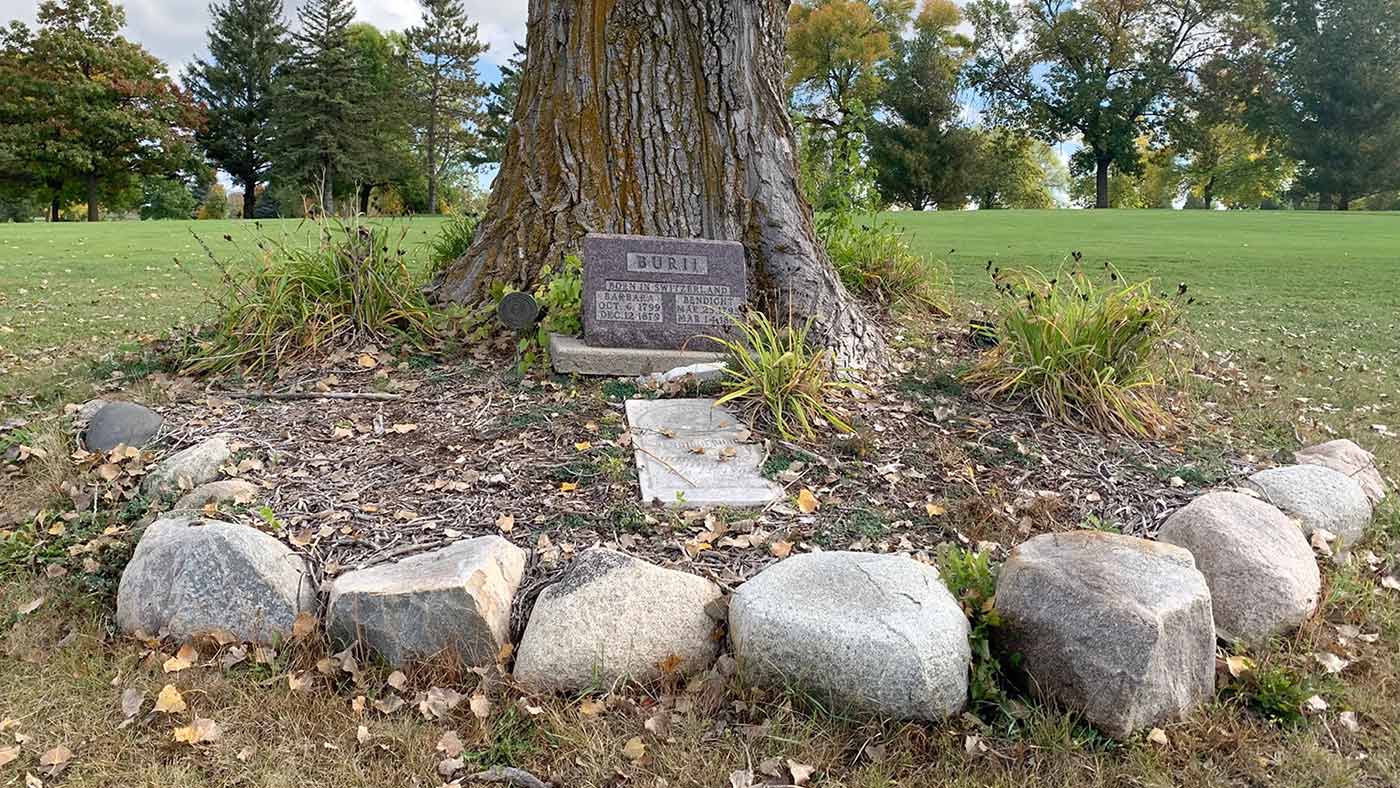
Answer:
129 324 1260 619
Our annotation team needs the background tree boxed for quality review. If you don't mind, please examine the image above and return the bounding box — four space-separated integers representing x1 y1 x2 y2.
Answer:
433 0 886 368
868 0 976 209
404 0 488 214
345 23 417 214
787 0 914 211
0 0 202 221
967 129 1063 209
184 0 289 219
269 0 360 214
1256 0 1400 209
477 42 525 168
966 0 1234 208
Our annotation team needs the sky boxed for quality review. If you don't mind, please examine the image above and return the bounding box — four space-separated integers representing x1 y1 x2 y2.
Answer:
0 0 529 79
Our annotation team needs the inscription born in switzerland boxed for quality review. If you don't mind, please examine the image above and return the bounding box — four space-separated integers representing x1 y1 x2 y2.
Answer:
595 280 742 326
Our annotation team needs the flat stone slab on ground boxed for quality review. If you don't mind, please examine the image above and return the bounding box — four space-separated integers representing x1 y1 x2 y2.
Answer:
116 516 315 643
513 548 722 691
994 531 1216 740
550 333 725 377
326 536 526 667
582 233 747 351
1159 491 1320 645
625 398 782 509
80 400 163 452
730 551 971 720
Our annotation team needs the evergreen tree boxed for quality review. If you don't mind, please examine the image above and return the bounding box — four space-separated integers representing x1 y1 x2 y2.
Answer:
270 0 360 214
184 0 289 220
477 42 525 166
405 0 488 214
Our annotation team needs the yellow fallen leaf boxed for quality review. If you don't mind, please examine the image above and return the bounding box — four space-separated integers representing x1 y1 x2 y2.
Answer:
356 725 371 745
163 643 198 673
154 684 187 714
560 481 578 492
173 717 222 746
495 514 514 533
356 354 378 369
925 502 946 517
292 612 318 640
621 736 646 761
574 441 592 451
769 540 793 558
1224 654 1255 678
797 488 820 514
1147 728 1169 747
96 463 122 482
578 698 605 717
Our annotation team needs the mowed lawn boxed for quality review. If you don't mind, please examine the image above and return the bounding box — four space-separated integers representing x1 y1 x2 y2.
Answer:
0 217 447 408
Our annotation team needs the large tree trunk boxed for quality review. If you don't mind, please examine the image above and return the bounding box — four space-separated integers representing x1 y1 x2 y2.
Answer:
1094 157 1111 209
49 195 60 223
242 178 257 219
429 0 886 369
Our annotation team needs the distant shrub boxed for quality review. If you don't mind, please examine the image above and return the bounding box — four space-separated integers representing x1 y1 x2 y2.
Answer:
710 312 860 441
428 211 481 280
964 264 1188 437
819 214 950 313
182 218 439 375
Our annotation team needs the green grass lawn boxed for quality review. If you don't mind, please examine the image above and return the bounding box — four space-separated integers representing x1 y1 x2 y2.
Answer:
0 217 447 408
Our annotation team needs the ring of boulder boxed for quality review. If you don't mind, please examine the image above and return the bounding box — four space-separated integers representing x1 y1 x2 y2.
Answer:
78 400 164 453
1246 464 1372 551
513 548 722 692
1159 491 1320 646
141 434 233 499
994 531 1216 740
729 551 971 720
116 516 315 644
326 536 526 667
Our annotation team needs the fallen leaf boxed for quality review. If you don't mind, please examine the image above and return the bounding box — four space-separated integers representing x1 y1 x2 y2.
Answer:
1301 695 1329 715
17 597 44 616
1147 728 1169 746
356 725 372 745
796 488 819 514
495 514 515 533
728 770 754 788
438 757 464 777
437 730 464 758
154 685 187 714
469 693 492 720
621 736 646 762
387 670 407 691
163 643 198 673
0 746 19 767
579 698 605 717
25 774 41 788
574 441 592 451
787 760 817 785
389 423 418 434
1381 575 1400 592
769 539 793 558
38 745 71 775
373 695 404 714
288 671 314 692
1313 652 1349 675
925 502 946 517
1224 654 1255 678
118 687 144 725
1339 710 1360 732
560 481 578 493
291 612 318 640
356 354 378 369
173 717 222 746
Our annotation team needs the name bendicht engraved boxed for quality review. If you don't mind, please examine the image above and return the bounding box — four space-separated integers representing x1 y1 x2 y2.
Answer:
627 252 709 275
675 294 743 327
596 290 663 323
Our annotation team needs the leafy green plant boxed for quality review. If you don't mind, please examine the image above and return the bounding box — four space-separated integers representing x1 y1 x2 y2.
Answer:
818 213 950 313
427 211 481 280
182 219 441 375
936 544 1013 717
1223 660 1312 728
710 311 861 441
964 263 1189 437
496 252 583 374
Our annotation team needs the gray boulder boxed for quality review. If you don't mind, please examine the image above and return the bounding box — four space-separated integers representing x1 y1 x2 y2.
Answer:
1159 492 1320 645
730 551 970 720
995 532 1215 740
116 516 314 643
326 537 527 667
142 434 232 498
172 479 260 512
1246 464 1372 550
514 548 722 692
79 400 163 452
1295 439 1387 506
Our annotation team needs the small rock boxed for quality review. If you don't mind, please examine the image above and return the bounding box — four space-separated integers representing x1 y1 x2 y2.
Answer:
513 548 722 691
994 532 1215 740
326 537 526 667
142 434 233 498
172 480 259 512
730 551 970 720
79 400 164 452
1159 492 1320 645
1294 439 1387 506
636 362 728 389
116 517 315 643
1246 464 1372 552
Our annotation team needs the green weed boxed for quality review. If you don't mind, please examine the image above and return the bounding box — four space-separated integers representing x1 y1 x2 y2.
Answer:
935 544 1014 718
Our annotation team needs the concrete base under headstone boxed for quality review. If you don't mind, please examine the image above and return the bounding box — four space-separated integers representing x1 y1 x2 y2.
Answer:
549 334 725 377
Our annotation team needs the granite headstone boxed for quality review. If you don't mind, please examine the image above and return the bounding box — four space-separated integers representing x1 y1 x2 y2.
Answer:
583 233 747 351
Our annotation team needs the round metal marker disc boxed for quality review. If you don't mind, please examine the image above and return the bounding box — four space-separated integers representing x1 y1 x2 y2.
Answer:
497 291 541 331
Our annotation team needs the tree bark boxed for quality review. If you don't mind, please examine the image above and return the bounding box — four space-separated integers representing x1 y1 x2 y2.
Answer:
358 183 373 215
49 195 60 222
1318 192 1333 210
429 0 886 369
1094 157 1111 209
1202 175 1215 210
86 171 99 222
242 177 257 219
1337 194 1350 211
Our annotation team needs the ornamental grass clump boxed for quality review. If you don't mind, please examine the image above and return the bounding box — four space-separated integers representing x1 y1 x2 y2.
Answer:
710 312 862 442
182 219 440 375
964 263 1189 438
819 215 951 314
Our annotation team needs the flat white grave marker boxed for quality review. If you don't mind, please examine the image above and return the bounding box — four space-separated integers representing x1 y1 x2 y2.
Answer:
625 398 783 509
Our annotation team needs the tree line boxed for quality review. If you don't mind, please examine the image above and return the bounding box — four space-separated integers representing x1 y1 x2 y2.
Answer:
0 0 519 221
792 0 1400 211
2 0 1398 221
